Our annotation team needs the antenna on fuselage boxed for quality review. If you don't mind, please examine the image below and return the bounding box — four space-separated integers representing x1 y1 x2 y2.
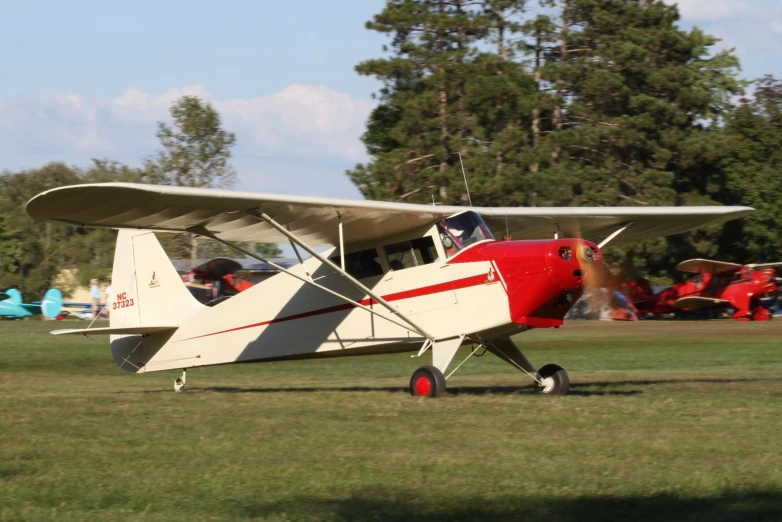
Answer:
456 152 472 207
504 211 510 240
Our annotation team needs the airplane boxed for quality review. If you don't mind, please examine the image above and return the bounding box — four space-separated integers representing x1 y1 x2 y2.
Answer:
25 183 753 396
0 288 63 319
624 259 782 321
182 256 287 304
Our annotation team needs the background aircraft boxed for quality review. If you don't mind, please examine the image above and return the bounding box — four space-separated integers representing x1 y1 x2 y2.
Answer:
179 256 292 304
0 288 63 319
25 183 753 396
625 259 781 321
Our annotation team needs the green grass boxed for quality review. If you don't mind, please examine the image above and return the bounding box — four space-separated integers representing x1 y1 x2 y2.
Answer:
1 319 782 521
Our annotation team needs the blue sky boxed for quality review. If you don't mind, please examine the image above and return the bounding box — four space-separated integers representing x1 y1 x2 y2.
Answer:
1 0 781 199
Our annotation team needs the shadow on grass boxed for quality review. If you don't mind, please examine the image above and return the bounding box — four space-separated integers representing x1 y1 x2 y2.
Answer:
133 377 770 396
183 384 640 396
226 489 782 522
584 377 777 388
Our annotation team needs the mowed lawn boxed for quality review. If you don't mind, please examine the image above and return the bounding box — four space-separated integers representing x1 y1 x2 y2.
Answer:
1 320 782 521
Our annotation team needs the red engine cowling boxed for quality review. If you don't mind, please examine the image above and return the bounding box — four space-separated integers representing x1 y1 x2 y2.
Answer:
449 239 602 328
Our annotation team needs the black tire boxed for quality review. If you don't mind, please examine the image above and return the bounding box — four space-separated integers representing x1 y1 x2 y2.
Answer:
410 365 446 397
535 364 570 396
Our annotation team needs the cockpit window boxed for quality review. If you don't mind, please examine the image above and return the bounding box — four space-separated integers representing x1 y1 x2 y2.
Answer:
437 211 494 258
329 248 384 279
384 236 438 271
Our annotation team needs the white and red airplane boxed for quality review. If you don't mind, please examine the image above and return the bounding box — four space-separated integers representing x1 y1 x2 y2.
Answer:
26 183 752 396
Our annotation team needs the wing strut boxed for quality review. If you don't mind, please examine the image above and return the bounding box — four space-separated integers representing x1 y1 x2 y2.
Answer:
188 226 433 340
598 222 634 249
288 239 312 280
245 210 436 341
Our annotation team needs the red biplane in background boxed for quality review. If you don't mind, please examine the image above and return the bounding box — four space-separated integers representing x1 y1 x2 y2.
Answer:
623 259 782 321
181 257 293 304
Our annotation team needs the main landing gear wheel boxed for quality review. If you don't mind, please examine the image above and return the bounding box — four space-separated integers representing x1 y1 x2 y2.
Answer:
410 365 446 398
535 364 570 396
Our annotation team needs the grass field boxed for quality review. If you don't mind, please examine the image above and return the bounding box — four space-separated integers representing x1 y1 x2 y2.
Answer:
1 319 782 521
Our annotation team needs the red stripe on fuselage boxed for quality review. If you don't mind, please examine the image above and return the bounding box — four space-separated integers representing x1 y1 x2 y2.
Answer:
178 272 490 341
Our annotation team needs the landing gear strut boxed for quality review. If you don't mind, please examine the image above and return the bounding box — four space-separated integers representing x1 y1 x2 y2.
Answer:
486 337 571 396
174 369 187 392
408 336 571 397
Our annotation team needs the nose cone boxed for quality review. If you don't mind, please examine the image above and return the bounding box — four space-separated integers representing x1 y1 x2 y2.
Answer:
757 269 779 297
545 239 603 290
449 238 602 328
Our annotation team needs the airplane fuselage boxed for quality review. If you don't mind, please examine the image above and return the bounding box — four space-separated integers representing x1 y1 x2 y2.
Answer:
111 236 600 373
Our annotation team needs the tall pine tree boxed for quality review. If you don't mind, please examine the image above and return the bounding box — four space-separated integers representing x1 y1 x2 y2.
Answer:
717 75 782 263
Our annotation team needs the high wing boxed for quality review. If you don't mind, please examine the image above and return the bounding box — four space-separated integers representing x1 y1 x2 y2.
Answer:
676 258 744 275
26 183 754 247
673 296 732 310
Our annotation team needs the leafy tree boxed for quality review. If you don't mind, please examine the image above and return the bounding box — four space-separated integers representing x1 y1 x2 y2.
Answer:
349 0 491 205
150 96 237 188
716 75 782 263
0 161 156 300
529 0 742 206
147 96 281 261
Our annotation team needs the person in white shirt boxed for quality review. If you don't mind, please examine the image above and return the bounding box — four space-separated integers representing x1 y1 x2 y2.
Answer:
104 284 112 318
90 279 100 319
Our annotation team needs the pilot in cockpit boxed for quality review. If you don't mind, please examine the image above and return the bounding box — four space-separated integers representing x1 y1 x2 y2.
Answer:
436 211 495 260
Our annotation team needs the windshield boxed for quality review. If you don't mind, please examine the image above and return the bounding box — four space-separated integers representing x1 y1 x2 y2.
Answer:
436 211 494 258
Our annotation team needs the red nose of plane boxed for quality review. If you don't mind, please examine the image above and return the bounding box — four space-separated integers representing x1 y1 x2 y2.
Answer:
449 239 602 328
544 239 602 291
755 269 779 298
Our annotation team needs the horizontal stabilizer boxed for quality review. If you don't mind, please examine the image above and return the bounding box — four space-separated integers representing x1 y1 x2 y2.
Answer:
673 296 730 311
51 325 178 336
747 262 782 269
676 259 743 275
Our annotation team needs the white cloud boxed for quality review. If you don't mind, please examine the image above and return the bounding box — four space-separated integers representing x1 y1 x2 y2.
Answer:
215 85 373 160
110 85 210 125
0 84 374 168
661 0 782 78
665 0 753 22
0 93 110 153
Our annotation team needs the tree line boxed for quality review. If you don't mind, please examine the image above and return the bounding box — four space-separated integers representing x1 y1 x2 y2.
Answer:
347 0 782 281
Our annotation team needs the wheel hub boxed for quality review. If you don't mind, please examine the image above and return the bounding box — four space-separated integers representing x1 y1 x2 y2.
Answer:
414 376 432 396
540 376 555 394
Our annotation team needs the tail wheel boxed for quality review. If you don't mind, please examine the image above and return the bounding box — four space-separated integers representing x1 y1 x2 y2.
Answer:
410 365 446 398
535 364 570 396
